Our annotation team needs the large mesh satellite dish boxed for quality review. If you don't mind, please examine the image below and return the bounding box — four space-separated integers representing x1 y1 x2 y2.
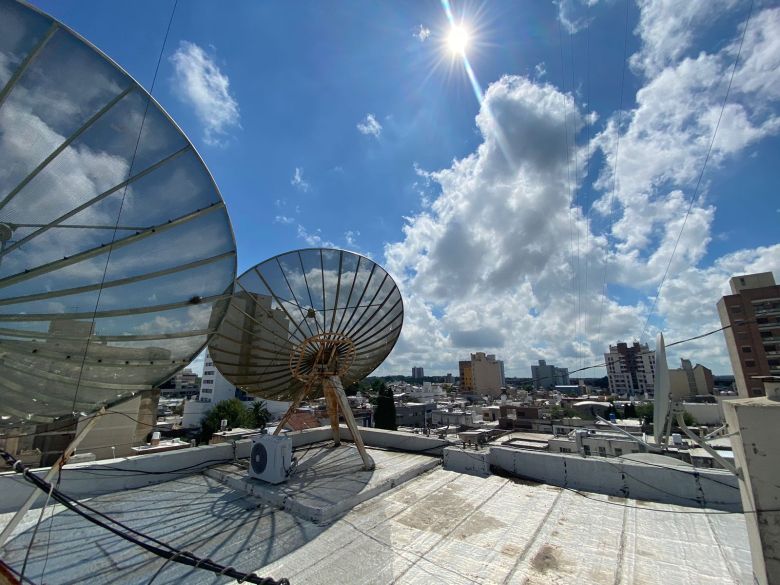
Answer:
209 248 403 469
0 0 237 426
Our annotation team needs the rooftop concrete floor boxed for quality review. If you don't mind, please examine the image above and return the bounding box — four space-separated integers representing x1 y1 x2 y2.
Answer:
205 444 441 524
0 447 752 585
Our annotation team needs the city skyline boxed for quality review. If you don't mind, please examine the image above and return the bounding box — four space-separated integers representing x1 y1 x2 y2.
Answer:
37 0 780 379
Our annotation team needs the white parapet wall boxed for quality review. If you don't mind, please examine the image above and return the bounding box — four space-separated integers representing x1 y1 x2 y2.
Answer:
682 402 724 425
0 427 333 514
489 446 741 512
0 426 448 515
442 447 490 477
339 426 449 455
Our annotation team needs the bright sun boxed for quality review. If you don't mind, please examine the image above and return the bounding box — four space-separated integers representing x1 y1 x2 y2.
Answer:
447 25 470 55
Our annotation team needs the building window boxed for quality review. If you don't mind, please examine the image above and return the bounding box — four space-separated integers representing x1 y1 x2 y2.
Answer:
204 370 215 375
741 346 752 353
761 331 771 338
560 447 570 453
201 388 212 393
614 448 623 456
202 379 213 384
583 445 591 456
598 446 607 457
745 360 756 368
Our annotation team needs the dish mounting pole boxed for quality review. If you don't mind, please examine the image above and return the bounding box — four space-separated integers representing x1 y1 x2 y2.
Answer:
323 376 374 470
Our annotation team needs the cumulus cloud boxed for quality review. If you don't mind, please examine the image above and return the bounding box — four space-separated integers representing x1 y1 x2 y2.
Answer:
591 4 780 256
378 3 780 377
274 215 295 225
291 167 310 192
556 0 599 34
629 0 742 77
297 224 334 248
414 25 431 42
169 41 240 146
344 230 360 247
384 76 601 374
357 113 382 138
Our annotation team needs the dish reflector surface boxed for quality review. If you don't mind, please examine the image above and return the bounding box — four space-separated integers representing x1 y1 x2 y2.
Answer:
0 0 237 425
208 248 403 400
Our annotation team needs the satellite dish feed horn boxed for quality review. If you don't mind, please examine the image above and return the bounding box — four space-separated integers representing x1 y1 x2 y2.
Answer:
209 248 404 471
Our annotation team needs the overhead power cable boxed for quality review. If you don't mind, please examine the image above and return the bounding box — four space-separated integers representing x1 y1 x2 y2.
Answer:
0 450 290 585
69 0 179 415
582 1 592 372
519 320 749 388
640 0 755 341
557 10 581 379
594 0 631 350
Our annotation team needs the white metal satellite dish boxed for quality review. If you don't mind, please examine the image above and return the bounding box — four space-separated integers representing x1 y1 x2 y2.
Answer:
653 332 671 445
652 331 737 475
0 0 238 427
208 248 404 471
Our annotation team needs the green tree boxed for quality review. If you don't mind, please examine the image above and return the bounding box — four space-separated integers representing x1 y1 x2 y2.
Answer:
633 403 697 430
345 379 371 396
200 398 253 442
250 401 271 428
373 383 397 431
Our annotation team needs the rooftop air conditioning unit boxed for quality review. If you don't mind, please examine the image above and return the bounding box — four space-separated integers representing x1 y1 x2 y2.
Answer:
248 434 293 484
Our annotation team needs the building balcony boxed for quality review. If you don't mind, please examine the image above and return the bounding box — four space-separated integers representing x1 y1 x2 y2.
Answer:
753 308 780 318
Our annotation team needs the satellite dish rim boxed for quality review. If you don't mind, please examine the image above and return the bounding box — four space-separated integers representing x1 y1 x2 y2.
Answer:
12 0 239 365
211 247 404 398
0 0 238 425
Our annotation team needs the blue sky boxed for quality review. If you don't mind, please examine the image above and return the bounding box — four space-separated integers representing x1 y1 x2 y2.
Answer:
36 0 780 377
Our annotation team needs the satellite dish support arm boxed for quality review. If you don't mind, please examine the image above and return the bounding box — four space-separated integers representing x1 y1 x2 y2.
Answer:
0 407 106 548
324 376 374 470
273 386 308 436
674 411 739 476
663 402 676 447
324 382 341 447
